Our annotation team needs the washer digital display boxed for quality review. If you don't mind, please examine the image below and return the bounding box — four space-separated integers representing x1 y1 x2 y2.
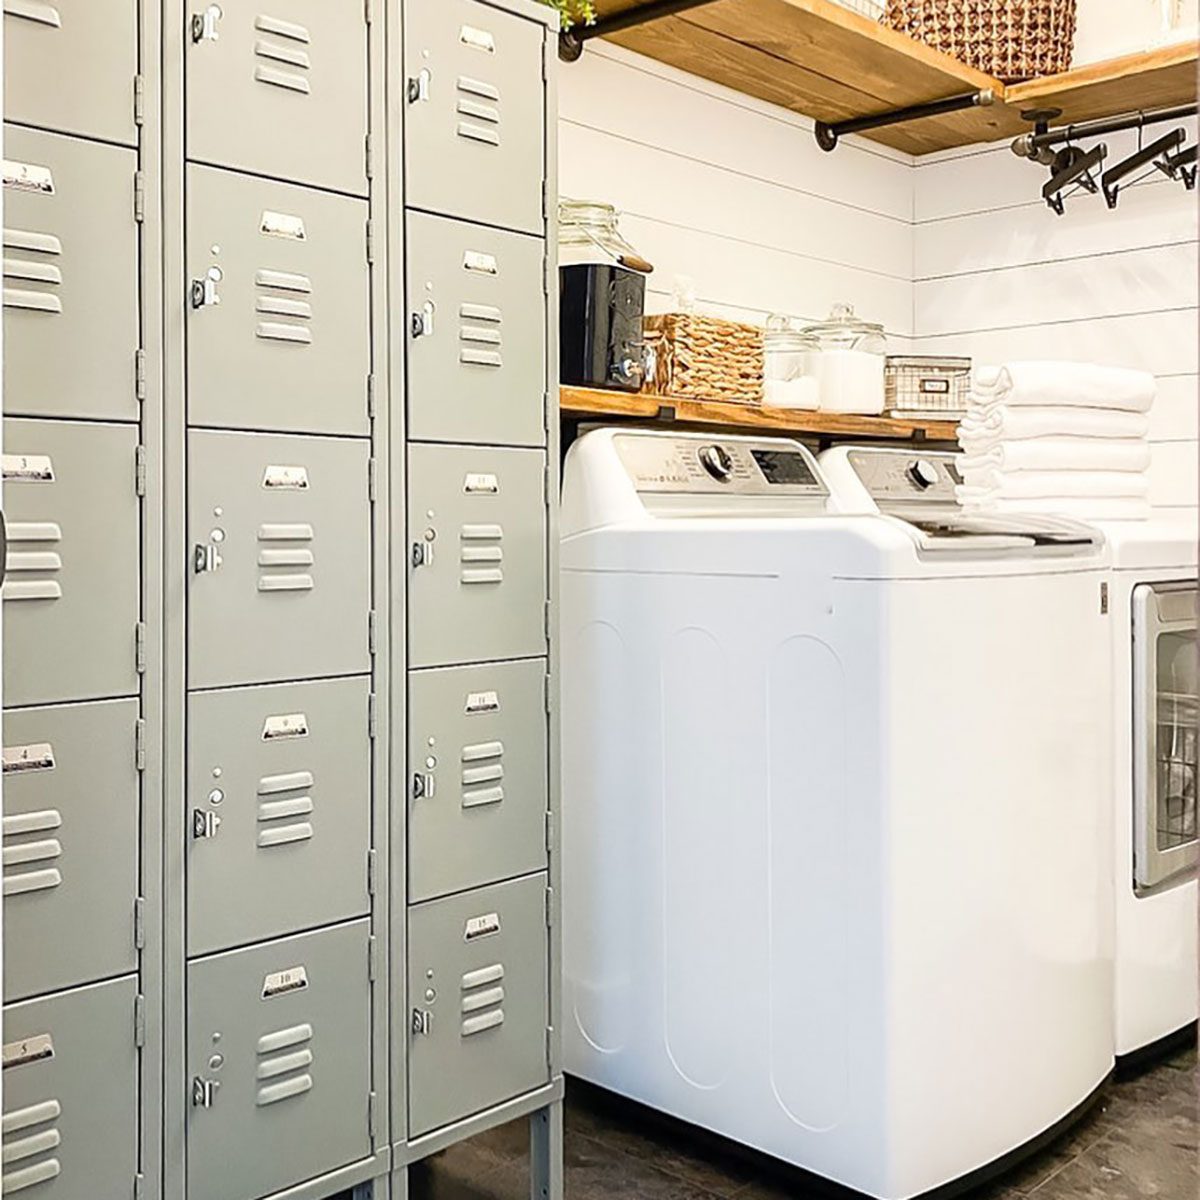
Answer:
751 449 817 487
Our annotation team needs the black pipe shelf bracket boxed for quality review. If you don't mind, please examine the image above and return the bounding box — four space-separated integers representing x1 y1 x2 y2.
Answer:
814 88 996 151
558 0 722 62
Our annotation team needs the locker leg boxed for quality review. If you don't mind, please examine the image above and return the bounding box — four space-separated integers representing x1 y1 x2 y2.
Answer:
530 1101 564 1200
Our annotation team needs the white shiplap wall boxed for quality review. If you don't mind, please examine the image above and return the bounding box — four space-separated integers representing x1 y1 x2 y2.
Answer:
559 44 1198 511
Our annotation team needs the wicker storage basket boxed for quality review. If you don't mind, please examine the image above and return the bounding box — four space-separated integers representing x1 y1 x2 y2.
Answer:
883 0 1076 81
644 313 764 406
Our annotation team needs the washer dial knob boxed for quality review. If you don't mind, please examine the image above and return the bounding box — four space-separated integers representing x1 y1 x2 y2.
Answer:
908 459 940 490
698 444 735 482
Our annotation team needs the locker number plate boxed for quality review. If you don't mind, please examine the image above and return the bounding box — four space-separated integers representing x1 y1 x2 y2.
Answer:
465 691 500 715
464 912 501 942
3 1034 55 1071
262 966 309 999
464 473 499 495
2 743 56 774
2 160 54 195
262 713 310 741
260 210 307 241
1 455 54 483
262 465 310 490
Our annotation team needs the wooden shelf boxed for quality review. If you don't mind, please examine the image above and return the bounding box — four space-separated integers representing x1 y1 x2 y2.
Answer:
588 0 1198 155
560 385 960 442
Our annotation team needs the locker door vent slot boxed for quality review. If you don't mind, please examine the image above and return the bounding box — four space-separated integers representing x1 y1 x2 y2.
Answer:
2 804 64 897
459 302 503 368
253 15 312 95
5 2 63 29
461 741 504 809
257 523 315 593
255 1022 314 1107
256 770 315 848
2 520 63 603
1 1098 62 1194
3 224 63 316
460 525 503 586
255 269 313 345
460 964 505 1037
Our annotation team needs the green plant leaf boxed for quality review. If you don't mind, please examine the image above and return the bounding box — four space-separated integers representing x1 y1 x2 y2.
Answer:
538 0 598 31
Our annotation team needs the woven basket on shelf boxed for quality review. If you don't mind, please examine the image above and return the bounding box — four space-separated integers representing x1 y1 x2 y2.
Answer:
644 313 764 406
883 0 1076 81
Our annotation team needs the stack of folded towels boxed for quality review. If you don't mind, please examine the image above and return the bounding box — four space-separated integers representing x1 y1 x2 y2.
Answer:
956 362 1154 521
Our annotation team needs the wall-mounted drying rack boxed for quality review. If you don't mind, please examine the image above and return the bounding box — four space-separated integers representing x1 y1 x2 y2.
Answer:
1011 102 1198 215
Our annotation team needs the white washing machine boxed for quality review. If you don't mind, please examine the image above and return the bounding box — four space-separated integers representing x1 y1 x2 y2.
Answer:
1101 517 1198 1065
562 430 1115 1200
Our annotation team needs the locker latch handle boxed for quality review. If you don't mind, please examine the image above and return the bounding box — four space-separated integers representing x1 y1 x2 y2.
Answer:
412 1009 433 1037
191 4 223 42
192 1077 220 1108
413 772 436 800
411 300 435 339
193 542 223 574
407 68 432 104
190 266 223 310
192 809 222 840
411 538 434 570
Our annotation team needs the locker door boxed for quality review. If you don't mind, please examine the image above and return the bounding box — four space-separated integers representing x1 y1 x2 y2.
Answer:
187 430 371 690
403 0 545 235
2 419 140 707
187 677 371 957
409 660 548 903
185 0 368 196
187 921 372 1200
406 212 546 447
3 127 139 422
408 875 549 1138
3 700 139 1003
4 0 138 147
186 165 370 437
408 444 547 669
2 976 138 1200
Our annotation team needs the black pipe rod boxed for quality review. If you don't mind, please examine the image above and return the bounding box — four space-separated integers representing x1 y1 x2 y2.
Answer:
577 0 720 41
1016 103 1197 154
815 89 993 151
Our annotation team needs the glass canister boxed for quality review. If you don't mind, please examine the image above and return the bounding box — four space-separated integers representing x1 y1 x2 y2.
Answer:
558 199 653 393
800 302 887 415
763 314 819 410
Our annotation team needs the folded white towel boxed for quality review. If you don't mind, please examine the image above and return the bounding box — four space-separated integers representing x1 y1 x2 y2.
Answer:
958 437 1151 474
960 495 1152 521
957 470 1150 500
958 406 1150 442
972 362 1155 413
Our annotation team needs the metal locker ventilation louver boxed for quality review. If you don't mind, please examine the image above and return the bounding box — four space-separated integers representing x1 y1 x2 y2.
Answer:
255 269 313 346
255 1022 314 1107
1 513 63 605
253 14 312 96
459 302 502 369
1 806 63 898
455 74 502 149
256 769 315 849
2 223 63 317
461 740 504 810
1 1098 62 1194
459 524 503 586
256 523 315 593
460 963 505 1037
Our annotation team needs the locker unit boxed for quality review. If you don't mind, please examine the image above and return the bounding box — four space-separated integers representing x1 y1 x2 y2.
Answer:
407 443 548 669
185 0 369 197
408 658 548 904
187 677 372 956
2 418 141 708
407 873 550 1138
2 699 140 1002
406 211 546 448
3 125 140 422
186 920 374 1200
3 0 140 147
403 0 546 236
187 429 372 690
186 164 371 437
1 975 140 1200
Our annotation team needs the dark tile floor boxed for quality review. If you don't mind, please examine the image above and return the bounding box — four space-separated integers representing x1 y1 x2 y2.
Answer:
406 1044 1197 1200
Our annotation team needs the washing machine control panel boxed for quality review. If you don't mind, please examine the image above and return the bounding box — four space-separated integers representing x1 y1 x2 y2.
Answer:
614 434 828 498
848 448 960 502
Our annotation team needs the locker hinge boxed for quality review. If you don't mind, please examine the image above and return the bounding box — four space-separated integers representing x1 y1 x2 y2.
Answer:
133 74 146 127
545 811 555 853
133 170 146 223
543 252 552 299
544 600 553 645
368 693 378 740
135 622 147 674
545 1026 553 1068
134 1174 145 1200
368 1091 378 1144
134 994 146 1047
135 349 147 403
544 672 552 715
365 219 375 264
366 848 378 896
134 898 146 951
1100 581 1109 614
544 885 554 929
135 719 147 772
541 178 549 223
365 133 373 180
367 936 378 982
366 373 376 420
135 445 147 497
368 610 378 655
368 457 378 502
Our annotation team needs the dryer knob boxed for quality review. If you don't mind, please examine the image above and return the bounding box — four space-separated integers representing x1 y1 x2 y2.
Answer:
908 459 940 490
699 444 734 482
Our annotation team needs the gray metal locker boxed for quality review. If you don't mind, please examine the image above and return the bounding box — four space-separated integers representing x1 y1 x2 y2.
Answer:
408 444 547 669
186 165 371 437
1 975 139 1200
2 699 139 1003
2 419 141 708
186 920 372 1200
185 0 368 197
187 429 371 690
406 211 546 448
403 0 545 236
3 0 138 147
408 873 549 1138
187 677 372 957
3 126 139 423
409 659 548 903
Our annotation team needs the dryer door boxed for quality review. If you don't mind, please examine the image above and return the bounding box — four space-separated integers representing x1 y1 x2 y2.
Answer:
1133 581 1199 891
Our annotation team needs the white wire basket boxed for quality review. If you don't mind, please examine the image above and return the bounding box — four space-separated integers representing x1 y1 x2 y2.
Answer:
829 0 885 18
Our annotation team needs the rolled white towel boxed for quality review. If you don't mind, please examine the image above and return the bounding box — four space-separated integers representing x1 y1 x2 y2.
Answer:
960 495 1152 521
957 470 1150 500
958 406 1150 442
972 362 1155 413
958 437 1151 474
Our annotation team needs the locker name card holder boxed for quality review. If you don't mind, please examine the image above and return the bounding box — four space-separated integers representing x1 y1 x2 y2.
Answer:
465 691 500 715
262 713 310 741
464 912 501 942
464 473 499 495
262 465 309 490
464 251 499 275
2 160 54 196
2 455 55 483
262 966 309 1000
460 25 496 53
3 1034 55 1070
2 743 57 774
261 210 307 241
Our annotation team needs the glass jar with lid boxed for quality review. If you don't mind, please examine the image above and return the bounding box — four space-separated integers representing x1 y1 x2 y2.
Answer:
762 314 819 410
800 302 887 415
